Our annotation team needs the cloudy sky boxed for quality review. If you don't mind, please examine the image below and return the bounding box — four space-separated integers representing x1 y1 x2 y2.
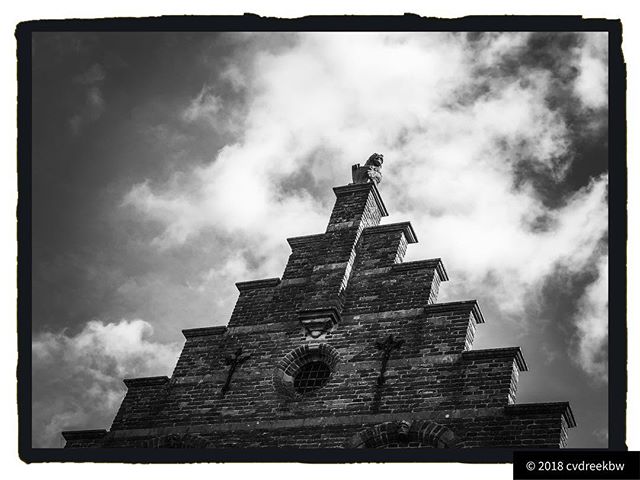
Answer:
31 31 608 448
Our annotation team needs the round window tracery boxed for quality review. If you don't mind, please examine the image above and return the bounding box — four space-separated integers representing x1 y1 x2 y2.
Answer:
293 360 332 394
273 344 341 399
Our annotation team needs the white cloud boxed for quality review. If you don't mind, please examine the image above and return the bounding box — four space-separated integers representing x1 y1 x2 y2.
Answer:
123 32 608 381
424 176 608 315
469 32 532 66
571 254 608 382
35 319 179 374
182 85 223 123
32 319 181 447
574 32 608 110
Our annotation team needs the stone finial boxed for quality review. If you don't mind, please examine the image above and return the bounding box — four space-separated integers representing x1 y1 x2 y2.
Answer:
351 153 384 185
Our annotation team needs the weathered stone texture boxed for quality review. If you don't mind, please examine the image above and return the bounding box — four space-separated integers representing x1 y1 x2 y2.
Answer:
63 180 575 449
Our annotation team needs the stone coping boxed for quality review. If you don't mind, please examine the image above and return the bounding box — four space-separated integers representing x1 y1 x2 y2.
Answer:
423 300 485 324
506 402 576 428
123 376 170 388
235 277 281 292
362 222 418 243
462 347 528 371
333 182 389 217
286 233 326 248
61 429 108 441
182 325 227 339
391 258 449 281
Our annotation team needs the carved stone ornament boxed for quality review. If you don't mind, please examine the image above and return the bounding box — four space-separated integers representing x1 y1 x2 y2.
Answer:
351 153 384 185
298 307 341 339
301 317 334 339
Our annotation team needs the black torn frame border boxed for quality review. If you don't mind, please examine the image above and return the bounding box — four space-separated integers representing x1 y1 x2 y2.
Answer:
16 14 626 463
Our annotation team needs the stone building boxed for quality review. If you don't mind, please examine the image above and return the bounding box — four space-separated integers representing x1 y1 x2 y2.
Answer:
62 156 575 449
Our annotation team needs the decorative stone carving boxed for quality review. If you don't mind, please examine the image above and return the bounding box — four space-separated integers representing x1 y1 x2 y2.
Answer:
301 318 334 339
397 419 412 440
298 307 340 339
352 153 384 185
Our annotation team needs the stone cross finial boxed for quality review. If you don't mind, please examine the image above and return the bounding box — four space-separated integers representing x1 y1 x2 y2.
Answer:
352 153 384 185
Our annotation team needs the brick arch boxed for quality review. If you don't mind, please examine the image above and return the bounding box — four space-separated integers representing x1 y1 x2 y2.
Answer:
347 420 458 448
135 433 213 448
273 343 341 399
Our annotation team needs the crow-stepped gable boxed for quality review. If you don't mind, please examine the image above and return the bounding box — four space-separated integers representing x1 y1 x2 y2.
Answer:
63 155 575 449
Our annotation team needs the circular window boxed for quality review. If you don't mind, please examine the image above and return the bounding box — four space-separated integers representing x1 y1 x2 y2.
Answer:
273 344 341 399
293 361 331 394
